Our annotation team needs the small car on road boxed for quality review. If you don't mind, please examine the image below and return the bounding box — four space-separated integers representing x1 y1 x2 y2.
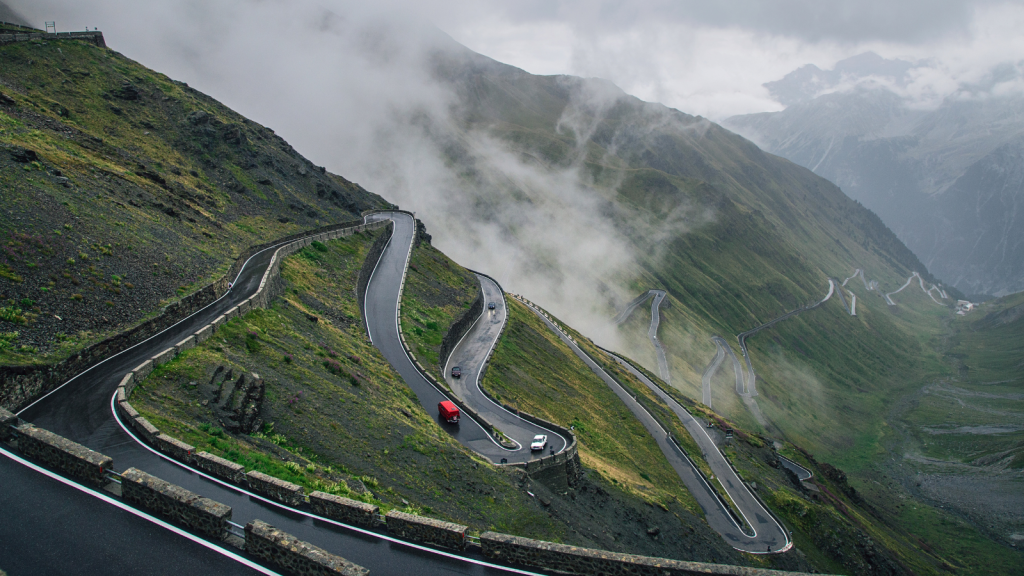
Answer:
488 302 496 310
451 366 461 379
530 434 548 451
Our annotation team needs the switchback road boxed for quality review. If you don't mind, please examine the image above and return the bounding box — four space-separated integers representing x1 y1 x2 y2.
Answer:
12 214 543 576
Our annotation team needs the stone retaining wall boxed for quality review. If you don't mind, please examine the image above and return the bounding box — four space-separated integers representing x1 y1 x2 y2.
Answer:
0 406 18 440
246 470 305 506
438 283 483 373
14 423 113 486
121 467 231 540
310 492 380 527
245 519 368 576
0 30 106 47
481 532 823 576
385 510 467 551
194 451 245 483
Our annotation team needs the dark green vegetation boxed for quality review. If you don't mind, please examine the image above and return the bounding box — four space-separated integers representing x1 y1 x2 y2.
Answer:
0 38 385 365
398 238 478 381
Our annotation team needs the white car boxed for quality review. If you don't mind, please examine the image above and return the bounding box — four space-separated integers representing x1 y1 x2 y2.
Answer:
530 434 548 451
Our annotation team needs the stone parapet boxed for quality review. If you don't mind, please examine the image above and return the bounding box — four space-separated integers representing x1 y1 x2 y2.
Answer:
309 492 379 527
154 433 194 462
131 415 160 442
174 335 196 354
117 400 139 422
385 510 467 551
245 519 368 576
132 359 153 381
246 470 305 506
0 406 18 440
15 424 113 486
151 347 176 367
119 372 135 396
121 467 231 540
194 451 245 484
194 324 213 344
481 532 822 576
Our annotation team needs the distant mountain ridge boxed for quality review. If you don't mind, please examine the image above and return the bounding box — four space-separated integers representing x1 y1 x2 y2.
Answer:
725 53 1024 297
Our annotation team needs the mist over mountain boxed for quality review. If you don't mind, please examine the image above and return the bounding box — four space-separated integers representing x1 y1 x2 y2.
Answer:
725 53 1024 297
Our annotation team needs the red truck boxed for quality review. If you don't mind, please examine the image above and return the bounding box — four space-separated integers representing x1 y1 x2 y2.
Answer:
438 400 460 424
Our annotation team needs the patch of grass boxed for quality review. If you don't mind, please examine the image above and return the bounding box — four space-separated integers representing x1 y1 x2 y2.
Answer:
399 241 478 378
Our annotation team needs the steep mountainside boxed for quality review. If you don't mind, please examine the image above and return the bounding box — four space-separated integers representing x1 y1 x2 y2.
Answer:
0 36 386 365
724 54 1024 297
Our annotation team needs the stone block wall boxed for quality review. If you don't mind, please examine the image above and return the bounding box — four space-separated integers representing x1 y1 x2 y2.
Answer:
309 492 379 527
132 416 160 442
14 424 113 486
121 467 231 540
247 470 305 506
194 451 245 484
0 406 18 440
154 433 194 462
385 510 467 551
481 532 820 576
0 30 105 47
245 519 368 576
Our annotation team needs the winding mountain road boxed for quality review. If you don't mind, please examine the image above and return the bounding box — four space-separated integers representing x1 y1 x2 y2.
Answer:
522 299 791 553
364 211 566 462
441 273 567 457
615 290 670 384
10 214 546 576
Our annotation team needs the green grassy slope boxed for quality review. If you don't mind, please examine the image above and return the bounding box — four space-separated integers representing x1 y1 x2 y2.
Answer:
0 37 386 366
132 230 566 538
426 45 956 461
399 238 478 381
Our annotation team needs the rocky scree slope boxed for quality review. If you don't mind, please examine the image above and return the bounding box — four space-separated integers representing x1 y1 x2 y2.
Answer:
0 37 386 366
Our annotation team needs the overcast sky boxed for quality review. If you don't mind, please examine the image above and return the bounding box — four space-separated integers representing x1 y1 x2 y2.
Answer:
8 0 1024 331
13 0 1024 119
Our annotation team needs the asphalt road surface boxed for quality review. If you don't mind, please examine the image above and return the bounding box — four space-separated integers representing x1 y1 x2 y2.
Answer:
522 298 790 554
11 214 544 576
607 357 792 554
364 212 565 463
701 338 726 407
443 274 567 458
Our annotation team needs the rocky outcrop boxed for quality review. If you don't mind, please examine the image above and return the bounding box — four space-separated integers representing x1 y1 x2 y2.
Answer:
206 367 265 434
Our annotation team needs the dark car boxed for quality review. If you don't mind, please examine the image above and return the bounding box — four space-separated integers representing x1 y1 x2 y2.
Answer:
451 366 461 379
488 302 496 310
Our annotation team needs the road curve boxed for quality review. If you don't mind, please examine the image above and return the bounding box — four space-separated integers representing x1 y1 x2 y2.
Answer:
615 290 670 383
778 456 813 482
520 299 790 553
365 212 566 463
611 356 792 554
736 280 836 397
14 213 544 576
700 339 726 407
442 274 567 458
